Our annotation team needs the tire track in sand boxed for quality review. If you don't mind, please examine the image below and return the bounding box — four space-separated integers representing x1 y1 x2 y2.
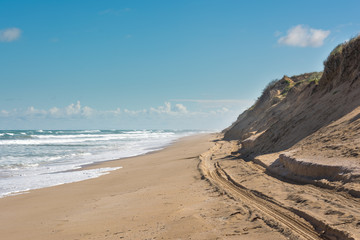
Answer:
200 153 322 240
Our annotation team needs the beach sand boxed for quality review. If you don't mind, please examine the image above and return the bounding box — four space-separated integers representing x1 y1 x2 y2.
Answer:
0 134 286 240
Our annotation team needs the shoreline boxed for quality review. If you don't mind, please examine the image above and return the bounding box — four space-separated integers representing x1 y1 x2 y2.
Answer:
0 133 223 239
0 131 201 199
0 133 292 239
4 132 349 239
78 135 189 171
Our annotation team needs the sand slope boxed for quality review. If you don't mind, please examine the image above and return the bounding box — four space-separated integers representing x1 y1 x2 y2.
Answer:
217 36 360 239
223 36 360 188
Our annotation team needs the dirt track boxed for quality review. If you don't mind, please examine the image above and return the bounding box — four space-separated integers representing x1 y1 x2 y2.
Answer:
199 140 360 240
211 162 320 240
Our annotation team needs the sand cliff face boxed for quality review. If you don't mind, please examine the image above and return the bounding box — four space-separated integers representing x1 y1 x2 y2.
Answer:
223 36 360 160
217 37 360 239
209 38 360 239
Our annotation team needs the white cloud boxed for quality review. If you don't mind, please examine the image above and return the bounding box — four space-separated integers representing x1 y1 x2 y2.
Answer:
0 100 249 129
218 107 229 113
0 28 21 42
62 101 94 118
170 99 253 111
149 102 188 115
49 107 60 117
174 104 187 113
82 106 93 118
123 109 146 115
278 25 330 47
25 106 47 117
108 108 121 115
0 110 9 117
2 101 96 119
209 107 230 115
65 101 81 116
164 102 171 112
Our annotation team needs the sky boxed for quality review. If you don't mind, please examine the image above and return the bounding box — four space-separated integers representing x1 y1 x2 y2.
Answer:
1 0 360 130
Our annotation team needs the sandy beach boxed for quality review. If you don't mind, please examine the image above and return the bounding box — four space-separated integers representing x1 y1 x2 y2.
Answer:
0 134 286 240
2 132 358 239
2 2 360 240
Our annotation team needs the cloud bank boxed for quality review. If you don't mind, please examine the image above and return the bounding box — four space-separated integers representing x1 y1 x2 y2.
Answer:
0 100 252 129
0 28 21 42
0 101 196 119
278 25 330 47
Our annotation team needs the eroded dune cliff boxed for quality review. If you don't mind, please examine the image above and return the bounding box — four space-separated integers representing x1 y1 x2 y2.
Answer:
223 36 360 188
224 36 360 156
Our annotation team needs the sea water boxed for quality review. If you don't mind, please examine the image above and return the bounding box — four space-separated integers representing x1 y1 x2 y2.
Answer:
0 129 197 197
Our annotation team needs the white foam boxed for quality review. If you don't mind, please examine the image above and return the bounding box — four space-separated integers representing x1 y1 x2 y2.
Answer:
0 132 177 145
0 167 122 198
80 130 101 133
0 130 198 198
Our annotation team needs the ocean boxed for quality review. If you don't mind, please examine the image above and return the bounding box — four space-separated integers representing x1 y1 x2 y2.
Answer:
0 129 198 198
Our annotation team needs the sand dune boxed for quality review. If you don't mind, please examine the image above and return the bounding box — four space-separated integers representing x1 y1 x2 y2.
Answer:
218 36 360 239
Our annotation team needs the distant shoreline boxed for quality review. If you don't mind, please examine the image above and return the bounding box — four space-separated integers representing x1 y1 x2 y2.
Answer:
0 129 199 198
0 134 231 239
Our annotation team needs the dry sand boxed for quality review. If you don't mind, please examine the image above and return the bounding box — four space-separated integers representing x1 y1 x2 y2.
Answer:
0 134 286 240
202 139 360 240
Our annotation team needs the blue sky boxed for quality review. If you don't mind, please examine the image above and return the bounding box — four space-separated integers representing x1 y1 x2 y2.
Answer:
1 0 359 130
